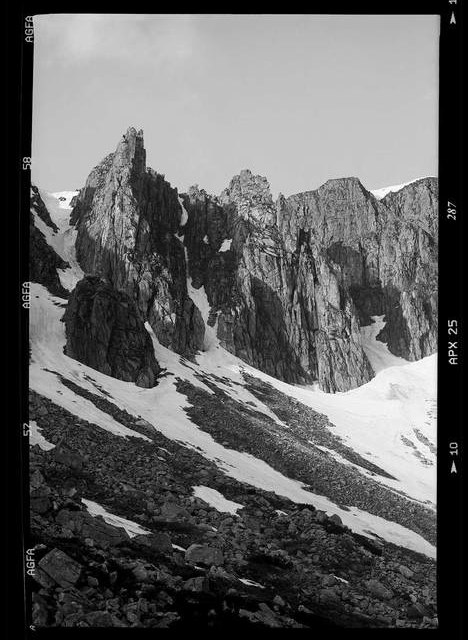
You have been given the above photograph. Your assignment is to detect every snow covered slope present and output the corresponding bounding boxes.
[241,325,436,509]
[31,189,82,291]
[29,191,437,559]
[361,315,409,374]
[369,178,430,200]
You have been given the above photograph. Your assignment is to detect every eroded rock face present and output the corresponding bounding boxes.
[71,127,204,355]
[182,172,437,391]
[182,173,374,392]
[278,177,438,360]
[68,128,437,392]
[220,169,277,226]
[30,188,70,298]
[31,185,59,232]
[63,275,161,387]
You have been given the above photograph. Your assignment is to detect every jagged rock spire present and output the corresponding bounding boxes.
[220,169,276,226]
[70,128,205,359]
[113,127,146,175]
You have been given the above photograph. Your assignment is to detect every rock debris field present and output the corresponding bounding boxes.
[29,389,436,629]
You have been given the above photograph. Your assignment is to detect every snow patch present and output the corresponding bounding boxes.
[50,191,79,208]
[82,498,150,538]
[333,575,349,584]
[361,315,409,374]
[193,485,244,515]
[219,239,232,252]
[29,420,55,451]
[187,284,219,351]
[239,578,265,589]
[370,178,429,200]
[178,196,188,227]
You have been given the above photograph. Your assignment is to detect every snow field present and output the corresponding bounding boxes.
[369,178,430,200]
[82,498,150,538]
[28,191,437,558]
[29,420,56,451]
[192,486,244,515]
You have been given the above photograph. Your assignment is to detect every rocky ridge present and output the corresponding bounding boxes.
[183,171,376,391]
[71,128,204,358]
[66,127,437,392]
[278,177,438,361]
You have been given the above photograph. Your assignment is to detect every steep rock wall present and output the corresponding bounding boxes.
[66,128,437,392]
[71,128,204,355]
[278,177,438,360]
[63,275,161,387]
[182,171,374,392]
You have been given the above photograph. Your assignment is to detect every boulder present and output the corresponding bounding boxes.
[53,444,85,470]
[183,576,211,593]
[84,611,115,626]
[407,603,430,619]
[399,564,414,579]
[55,509,130,548]
[38,548,83,587]
[364,579,394,601]
[159,502,190,521]
[185,544,224,566]
[319,588,340,604]
[131,532,173,554]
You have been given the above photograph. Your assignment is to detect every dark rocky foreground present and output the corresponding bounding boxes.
[29,391,437,629]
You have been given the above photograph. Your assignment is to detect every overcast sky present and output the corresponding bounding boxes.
[32,14,439,198]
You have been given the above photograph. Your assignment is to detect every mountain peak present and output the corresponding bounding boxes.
[187,184,211,203]
[113,127,146,175]
[222,169,272,203]
[124,126,144,139]
[319,176,366,193]
[220,169,275,225]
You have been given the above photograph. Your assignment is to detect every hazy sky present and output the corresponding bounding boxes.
[32,14,439,198]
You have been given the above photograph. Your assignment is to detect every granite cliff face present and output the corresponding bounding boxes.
[30,186,70,298]
[71,128,204,356]
[182,171,374,391]
[65,128,437,392]
[278,177,438,360]
[63,276,161,387]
